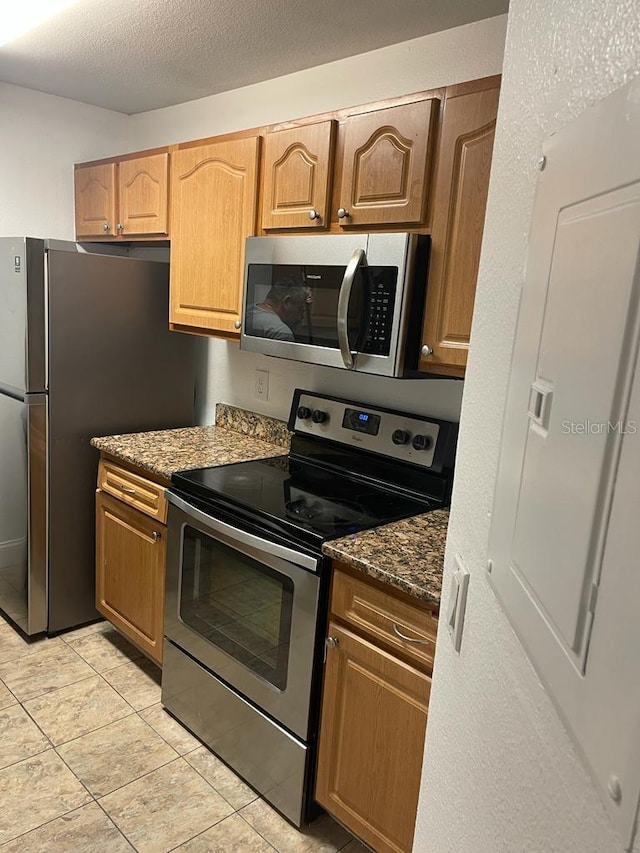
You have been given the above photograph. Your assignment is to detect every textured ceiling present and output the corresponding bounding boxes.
[0,0,508,115]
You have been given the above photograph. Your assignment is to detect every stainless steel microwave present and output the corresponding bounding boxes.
[239,233,430,377]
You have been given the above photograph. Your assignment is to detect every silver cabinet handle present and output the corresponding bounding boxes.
[392,622,432,645]
[326,636,339,649]
[337,248,367,369]
[121,486,137,495]
[152,531,161,542]
[102,223,110,232]
[337,207,349,219]
[234,320,242,330]
[421,344,433,357]
[116,223,124,232]
[308,208,320,221]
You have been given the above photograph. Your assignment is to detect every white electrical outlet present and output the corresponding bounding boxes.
[254,369,269,401]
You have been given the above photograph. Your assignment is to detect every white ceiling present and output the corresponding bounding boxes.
[0,0,508,115]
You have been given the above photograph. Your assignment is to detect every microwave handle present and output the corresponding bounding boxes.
[337,248,367,369]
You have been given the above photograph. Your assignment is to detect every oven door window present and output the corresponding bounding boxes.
[179,526,294,690]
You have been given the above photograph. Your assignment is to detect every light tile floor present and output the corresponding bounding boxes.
[0,617,369,853]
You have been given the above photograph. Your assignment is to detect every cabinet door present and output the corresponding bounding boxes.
[117,153,169,237]
[75,163,117,238]
[169,137,260,335]
[336,99,437,228]
[420,80,500,376]
[261,121,336,230]
[96,491,165,665]
[315,623,431,853]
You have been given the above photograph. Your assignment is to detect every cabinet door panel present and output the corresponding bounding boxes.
[170,138,259,334]
[421,83,500,375]
[96,491,165,665]
[262,121,335,230]
[118,153,169,236]
[315,622,431,853]
[338,100,437,228]
[75,163,117,238]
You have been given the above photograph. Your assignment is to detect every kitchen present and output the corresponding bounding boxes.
[1,3,639,853]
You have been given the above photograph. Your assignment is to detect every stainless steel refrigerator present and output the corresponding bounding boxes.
[0,238,196,635]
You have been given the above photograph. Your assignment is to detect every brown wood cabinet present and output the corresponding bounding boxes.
[73,75,499,350]
[261,120,336,230]
[420,76,501,376]
[169,136,260,336]
[95,459,167,665]
[335,99,438,229]
[316,565,435,853]
[75,152,169,240]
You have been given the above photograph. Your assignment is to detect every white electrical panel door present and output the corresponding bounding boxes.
[488,79,640,849]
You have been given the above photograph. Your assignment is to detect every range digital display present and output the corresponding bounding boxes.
[342,408,381,436]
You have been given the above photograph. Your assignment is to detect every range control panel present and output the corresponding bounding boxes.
[291,391,447,469]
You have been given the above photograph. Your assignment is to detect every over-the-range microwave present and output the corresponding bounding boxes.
[239,232,434,378]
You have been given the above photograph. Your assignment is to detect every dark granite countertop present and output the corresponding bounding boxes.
[322,509,450,609]
[90,405,290,479]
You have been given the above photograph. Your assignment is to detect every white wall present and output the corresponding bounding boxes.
[125,15,507,423]
[0,83,129,240]
[414,3,640,853]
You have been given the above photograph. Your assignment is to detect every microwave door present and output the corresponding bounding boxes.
[337,249,370,369]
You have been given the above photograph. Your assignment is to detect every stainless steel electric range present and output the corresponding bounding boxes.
[161,390,458,827]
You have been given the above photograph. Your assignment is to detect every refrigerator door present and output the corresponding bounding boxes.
[46,248,195,632]
[0,390,47,634]
[0,238,46,395]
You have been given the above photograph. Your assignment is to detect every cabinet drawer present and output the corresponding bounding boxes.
[331,568,437,671]
[98,459,167,522]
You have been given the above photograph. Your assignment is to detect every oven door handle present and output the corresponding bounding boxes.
[337,248,367,369]
[166,491,320,573]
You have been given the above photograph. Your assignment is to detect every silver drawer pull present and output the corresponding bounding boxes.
[152,531,161,542]
[392,622,432,645]
[121,486,137,495]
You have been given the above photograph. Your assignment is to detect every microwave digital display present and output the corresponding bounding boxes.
[342,408,381,435]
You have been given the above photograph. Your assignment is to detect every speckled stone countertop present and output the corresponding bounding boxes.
[90,404,290,479]
[322,509,450,609]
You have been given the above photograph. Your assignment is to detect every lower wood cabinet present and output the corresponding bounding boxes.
[315,566,435,853]
[95,488,166,665]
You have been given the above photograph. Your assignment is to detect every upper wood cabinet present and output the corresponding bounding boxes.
[261,121,336,230]
[335,99,438,229]
[75,163,117,238]
[420,77,501,377]
[169,136,260,335]
[75,152,169,240]
[117,153,169,237]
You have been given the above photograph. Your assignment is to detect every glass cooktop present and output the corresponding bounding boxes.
[171,455,435,549]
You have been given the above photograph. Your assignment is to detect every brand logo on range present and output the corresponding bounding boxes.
[305,274,322,280]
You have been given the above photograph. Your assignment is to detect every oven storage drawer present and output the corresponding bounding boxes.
[162,639,310,827]
[98,458,167,522]
[331,565,437,672]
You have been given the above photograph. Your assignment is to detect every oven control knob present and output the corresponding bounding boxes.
[297,406,312,420]
[392,429,411,445]
[412,434,432,451]
[312,409,328,424]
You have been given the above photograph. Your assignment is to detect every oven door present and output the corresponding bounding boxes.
[164,492,322,741]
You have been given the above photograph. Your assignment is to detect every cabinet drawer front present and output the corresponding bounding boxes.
[98,459,167,522]
[331,568,437,671]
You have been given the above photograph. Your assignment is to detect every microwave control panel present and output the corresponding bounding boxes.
[361,278,397,356]
[292,392,444,469]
